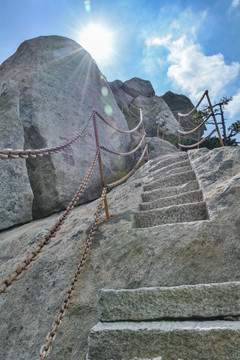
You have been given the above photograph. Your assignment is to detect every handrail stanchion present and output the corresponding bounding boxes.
[140,109,149,161]
[178,114,181,152]
[92,112,110,219]
[205,90,224,147]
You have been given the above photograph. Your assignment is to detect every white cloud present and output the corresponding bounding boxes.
[146,35,172,47]
[231,0,240,8]
[226,89,240,118]
[146,34,240,102]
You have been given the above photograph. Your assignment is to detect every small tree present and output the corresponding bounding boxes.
[193,97,239,146]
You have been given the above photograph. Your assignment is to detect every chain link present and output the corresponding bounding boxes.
[39,187,107,360]
[0,112,93,160]
[0,149,99,295]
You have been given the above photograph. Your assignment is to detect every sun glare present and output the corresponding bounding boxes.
[79,23,114,62]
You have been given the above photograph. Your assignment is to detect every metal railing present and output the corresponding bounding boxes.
[0,107,149,358]
[178,90,224,151]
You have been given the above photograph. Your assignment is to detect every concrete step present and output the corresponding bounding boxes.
[149,159,191,178]
[134,201,209,227]
[149,152,188,173]
[99,282,240,322]
[139,190,203,211]
[150,164,193,180]
[142,180,200,202]
[87,320,240,360]
[143,171,196,192]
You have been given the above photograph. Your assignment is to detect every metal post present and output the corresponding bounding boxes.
[92,112,110,219]
[140,109,150,162]
[178,114,181,152]
[205,91,224,147]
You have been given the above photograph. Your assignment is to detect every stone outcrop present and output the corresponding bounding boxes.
[0,36,132,225]
[132,95,179,137]
[122,77,155,98]
[109,80,134,110]
[0,146,239,360]
[161,91,203,138]
[110,78,196,140]
[0,80,33,230]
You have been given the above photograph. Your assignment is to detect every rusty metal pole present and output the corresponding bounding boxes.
[205,91,224,147]
[140,109,150,161]
[178,114,181,152]
[92,112,110,219]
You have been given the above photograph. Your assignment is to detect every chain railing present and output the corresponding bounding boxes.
[178,90,224,151]
[0,106,149,358]
[0,112,93,160]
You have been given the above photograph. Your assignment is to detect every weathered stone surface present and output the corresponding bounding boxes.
[188,146,240,221]
[88,321,240,360]
[0,79,33,230]
[0,147,240,360]
[161,91,204,138]
[0,36,132,220]
[132,95,179,137]
[99,282,240,322]
[123,77,155,98]
[109,80,134,110]
[132,136,177,163]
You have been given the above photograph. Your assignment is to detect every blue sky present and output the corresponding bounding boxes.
[0,0,240,138]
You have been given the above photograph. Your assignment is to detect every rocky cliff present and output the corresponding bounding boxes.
[110,78,201,141]
[0,36,132,230]
[0,146,239,360]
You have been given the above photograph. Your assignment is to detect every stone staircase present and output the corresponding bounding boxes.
[87,282,240,360]
[134,152,209,227]
[87,152,240,359]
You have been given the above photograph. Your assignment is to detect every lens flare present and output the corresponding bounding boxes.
[84,0,91,12]
[78,23,114,61]
[104,104,113,116]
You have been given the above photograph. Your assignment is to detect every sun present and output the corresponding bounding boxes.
[78,23,114,62]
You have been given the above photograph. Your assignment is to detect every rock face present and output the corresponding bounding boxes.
[109,80,134,110]
[0,80,33,230]
[122,77,155,98]
[0,36,132,224]
[132,95,179,137]
[0,146,239,360]
[110,78,196,140]
[161,91,203,138]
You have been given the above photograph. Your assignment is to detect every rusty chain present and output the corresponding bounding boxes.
[39,187,107,360]
[0,149,100,294]
[0,112,93,160]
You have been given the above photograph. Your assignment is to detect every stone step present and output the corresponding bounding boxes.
[142,180,200,202]
[150,164,193,180]
[150,152,188,167]
[134,201,209,227]
[149,152,188,173]
[99,282,240,322]
[143,171,196,192]
[87,320,240,360]
[140,190,203,211]
[149,160,191,178]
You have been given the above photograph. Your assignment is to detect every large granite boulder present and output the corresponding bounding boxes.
[122,77,155,98]
[161,91,203,138]
[109,80,134,110]
[131,94,179,137]
[0,79,33,230]
[0,146,239,360]
[0,36,132,221]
